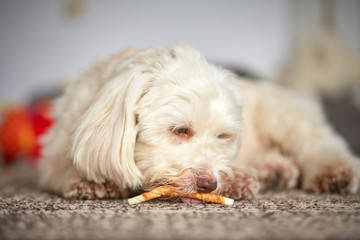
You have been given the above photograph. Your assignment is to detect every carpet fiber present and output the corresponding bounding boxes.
[1,168,360,240]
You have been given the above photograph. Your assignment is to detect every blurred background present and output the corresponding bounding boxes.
[0,0,359,167]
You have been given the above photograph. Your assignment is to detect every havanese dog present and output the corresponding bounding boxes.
[39,45,360,202]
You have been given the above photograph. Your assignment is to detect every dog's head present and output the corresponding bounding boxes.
[71,45,244,195]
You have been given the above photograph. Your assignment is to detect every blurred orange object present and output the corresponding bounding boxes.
[30,100,53,160]
[0,100,53,166]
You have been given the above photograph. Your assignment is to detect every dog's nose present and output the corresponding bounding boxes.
[196,176,217,192]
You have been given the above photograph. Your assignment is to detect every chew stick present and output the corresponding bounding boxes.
[128,186,234,205]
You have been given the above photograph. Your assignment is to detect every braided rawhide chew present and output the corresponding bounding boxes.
[128,185,234,205]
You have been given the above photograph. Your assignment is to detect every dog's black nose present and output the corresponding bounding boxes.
[196,176,217,192]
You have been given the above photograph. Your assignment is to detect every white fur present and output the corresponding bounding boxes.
[39,45,359,199]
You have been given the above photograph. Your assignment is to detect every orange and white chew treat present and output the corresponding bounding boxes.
[128,186,234,205]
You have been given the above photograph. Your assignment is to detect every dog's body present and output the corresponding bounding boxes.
[39,45,359,200]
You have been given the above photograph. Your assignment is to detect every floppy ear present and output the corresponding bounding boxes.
[71,51,157,189]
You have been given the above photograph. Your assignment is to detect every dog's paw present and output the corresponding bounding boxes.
[64,180,128,200]
[302,161,359,194]
[256,151,299,191]
[258,159,299,191]
[220,169,260,200]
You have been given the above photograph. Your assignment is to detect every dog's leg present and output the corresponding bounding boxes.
[297,134,359,194]
[218,168,260,200]
[42,164,131,200]
[272,100,360,193]
[256,150,300,191]
[244,84,360,194]
[63,180,132,200]
[39,152,130,199]
[240,147,300,191]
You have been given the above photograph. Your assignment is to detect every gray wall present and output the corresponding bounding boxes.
[0,0,358,101]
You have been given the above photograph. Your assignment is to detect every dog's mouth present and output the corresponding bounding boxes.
[142,168,219,204]
[154,185,205,204]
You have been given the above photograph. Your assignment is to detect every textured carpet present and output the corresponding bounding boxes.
[1,169,360,240]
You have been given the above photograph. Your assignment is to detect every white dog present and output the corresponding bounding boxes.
[39,45,360,201]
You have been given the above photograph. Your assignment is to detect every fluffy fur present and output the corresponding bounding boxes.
[39,45,360,200]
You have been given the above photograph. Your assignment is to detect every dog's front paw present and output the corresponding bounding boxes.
[302,161,359,194]
[64,180,129,200]
[220,169,260,200]
[258,156,299,191]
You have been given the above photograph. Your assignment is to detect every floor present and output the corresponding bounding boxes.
[1,168,360,240]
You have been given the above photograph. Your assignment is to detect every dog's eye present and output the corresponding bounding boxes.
[171,126,194,140]
[217,133,232,140]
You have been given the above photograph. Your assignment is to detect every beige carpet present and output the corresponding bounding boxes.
[1,168,360,240]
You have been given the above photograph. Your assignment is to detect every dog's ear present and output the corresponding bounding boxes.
[71,49,162,189]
